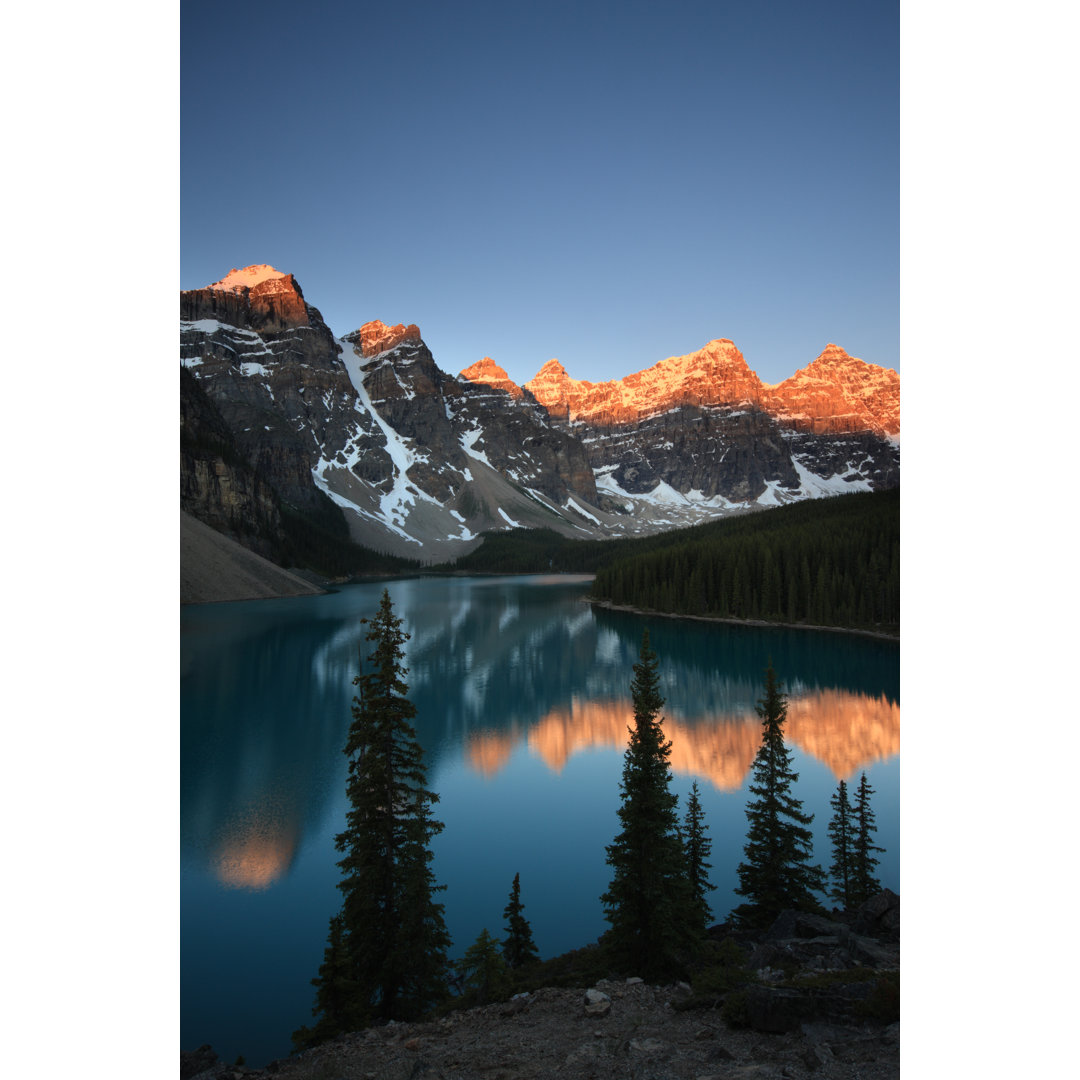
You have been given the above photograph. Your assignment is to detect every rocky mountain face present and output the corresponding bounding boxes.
[501,339,900,512]
[354,319,422,357]
[764,344,901,437]
[180,265,899,566]
[181,266,363,521]
[524,339,766,425]
[459,357,526,399]
[180,365,282,559]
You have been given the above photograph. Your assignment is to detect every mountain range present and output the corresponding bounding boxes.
[180,264,899,572]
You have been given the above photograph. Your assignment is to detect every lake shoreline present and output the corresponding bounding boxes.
[181,568,900,644]
[586,598,900,642]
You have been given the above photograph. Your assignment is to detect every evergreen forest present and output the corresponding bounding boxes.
[590,490,898,632]
[443,489,898,634]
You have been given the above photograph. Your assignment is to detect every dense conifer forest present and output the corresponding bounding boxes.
[436,526,626,574]
[278,501,422,578]
[590,490,899,633]
[443,490,899,634]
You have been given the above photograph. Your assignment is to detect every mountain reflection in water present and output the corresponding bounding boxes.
[466,688,899,791]
[182,576,898,1068]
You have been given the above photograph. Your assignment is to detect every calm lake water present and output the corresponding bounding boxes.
[181,574,899,1065]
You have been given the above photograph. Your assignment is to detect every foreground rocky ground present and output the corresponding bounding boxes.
[183,895,899,1080]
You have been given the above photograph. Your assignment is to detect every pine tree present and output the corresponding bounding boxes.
[827,779,855,909]
[502,872,540,969]
[601,630,697,978]
[734,662,826,929]
[294,913,355,1048]
[460,928,509,1006]
[683,780,716,932]
[851,772,884,904]
[296,590,450,1048]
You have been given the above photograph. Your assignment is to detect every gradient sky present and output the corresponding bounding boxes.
[181,0,897,387]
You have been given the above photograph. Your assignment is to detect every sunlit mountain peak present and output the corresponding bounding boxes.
[210,264,289,292]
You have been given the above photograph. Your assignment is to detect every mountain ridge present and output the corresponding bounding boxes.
[461,339,898,439]
[179,265,899,574]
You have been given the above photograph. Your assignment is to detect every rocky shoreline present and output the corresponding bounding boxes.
[182,893,899,1080]
[586,598,901,642]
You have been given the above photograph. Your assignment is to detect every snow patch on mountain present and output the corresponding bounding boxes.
[565,497,600,524]
[790,458,873,497]
[314,337,442,544]
[460,426,493,467]
[755,481,788,507]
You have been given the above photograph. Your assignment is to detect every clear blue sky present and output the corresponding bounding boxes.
[181,0,897,386]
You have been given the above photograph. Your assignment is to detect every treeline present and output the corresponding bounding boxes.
[278,498,422,578]
[436,527,628,574]
[591,490,899,633]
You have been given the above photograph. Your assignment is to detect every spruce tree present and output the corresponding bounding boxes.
[601,630,697,978]
[851,772,884,904]
[734,662,825,929]
[502,872,540,969]
[460,928,510,1006]
[294,913,354,1048]
[683,780,716,932]
[827,779,854,909]
[296,590,450,1048]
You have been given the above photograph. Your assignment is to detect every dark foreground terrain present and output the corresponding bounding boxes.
[183,894,899,1080]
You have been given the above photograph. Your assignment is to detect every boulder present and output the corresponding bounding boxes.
[837,928,897,967]
[180,1045,219,1080]
[583,988,611,1017]
[743,986,817,1033]
[628,1037,666,1054]
[765,910,845,941]
[854,890,900,939]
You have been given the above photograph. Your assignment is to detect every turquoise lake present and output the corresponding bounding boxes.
[181,574,899,1065]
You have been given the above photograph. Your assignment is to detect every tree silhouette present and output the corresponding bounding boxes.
[502,872,540,969]
[683,780,716,932]
[827,779,855,909]
[734,661,825,928]
[601,630,697,977]
[851,772,884,904]
[295,590,449,1049]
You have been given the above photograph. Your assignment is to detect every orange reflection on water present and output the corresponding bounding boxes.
[465,688,899,791]
[467,730,517,777]
[785,689,900,780]
[215,808,298,891]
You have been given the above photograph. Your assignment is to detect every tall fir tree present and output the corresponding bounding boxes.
[295,590,450,1049]
[734,661,826,929]
[851,772,884,904]
[502,872,540,969]
[826,779,855,909]
[683,780,716,932]
[601,630,697,978]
